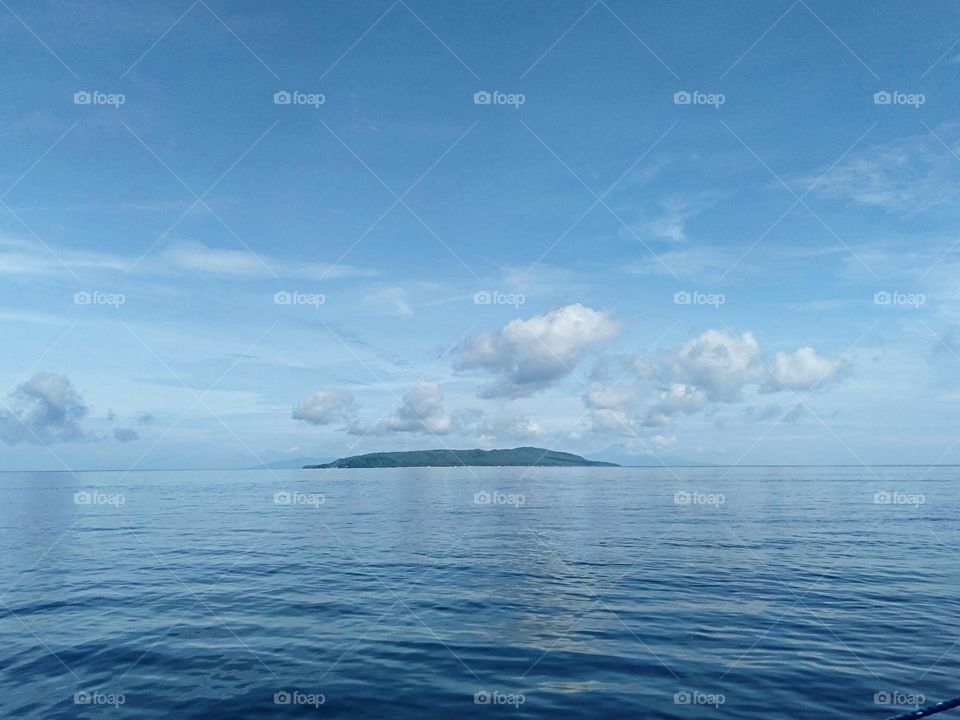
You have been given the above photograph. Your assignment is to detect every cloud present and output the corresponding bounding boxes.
[644,383,708,426]
[384,382,455,434]
[644,196,711,243]
[113,427,139,442]
[583,382,638,409]
[618,194,720,246]
[292,389,356,425]
[0,373,90,445]
[651,434,677,448]
[0,308,71,325]
[661,330,764,402]
[582,381,647,437]
[799,124,960,214]
[137,413,154,425]
[456,304,620,398]
[0,237,126,276]
[0,237,376,280]
[479,410,545,442]
[625,246,755,279]
[589,408,638,435]
[362,286,414,317]
[163,242,375,280]
[349,381,465,435]
[594,330,848,428]
[764,346,845,392]
[646,331,846,426]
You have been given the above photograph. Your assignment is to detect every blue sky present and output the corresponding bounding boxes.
[2,0,960,469]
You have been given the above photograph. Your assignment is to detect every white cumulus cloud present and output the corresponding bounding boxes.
[349,382,468,436]
[0,373,90,445]
[456,304,620,398]
[660,330,764,402]
[479,410,545,442]
[765,346,844,392]
[292,389,356,425]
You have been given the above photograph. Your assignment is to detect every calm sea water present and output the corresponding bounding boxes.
[0,466,957,719]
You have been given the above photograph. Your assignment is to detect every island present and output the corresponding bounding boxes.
[304,447,618,469]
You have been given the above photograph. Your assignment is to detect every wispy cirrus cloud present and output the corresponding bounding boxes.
[798,123,960,214]
[0,237,376,280]
[162,242,376,280]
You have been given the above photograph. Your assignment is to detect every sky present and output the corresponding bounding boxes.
[2,0,960,470]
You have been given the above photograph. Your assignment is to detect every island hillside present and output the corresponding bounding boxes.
[304,447,618,469]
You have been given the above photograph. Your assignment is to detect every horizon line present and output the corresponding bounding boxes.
[3,463,960,474]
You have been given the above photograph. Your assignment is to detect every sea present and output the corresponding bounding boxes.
[0,466,956,718]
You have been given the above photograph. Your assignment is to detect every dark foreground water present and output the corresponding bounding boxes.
[0,466,957,719]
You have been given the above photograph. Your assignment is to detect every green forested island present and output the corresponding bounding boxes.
[304,447,618,469]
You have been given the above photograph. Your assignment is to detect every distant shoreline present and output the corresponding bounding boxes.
[5,464,960,473]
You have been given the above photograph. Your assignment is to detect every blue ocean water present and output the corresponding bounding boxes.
[0,466,957,719]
